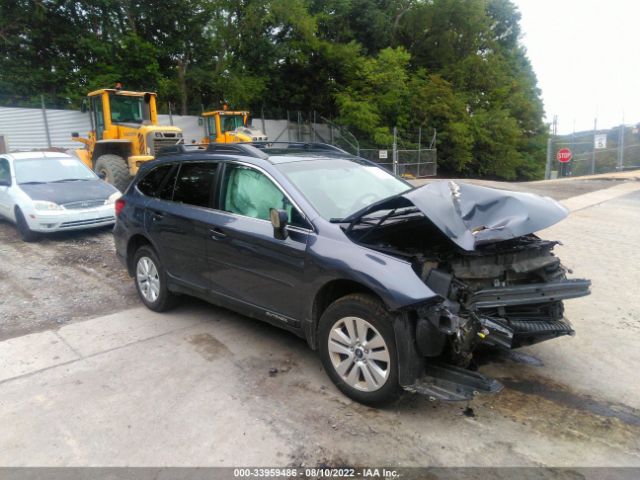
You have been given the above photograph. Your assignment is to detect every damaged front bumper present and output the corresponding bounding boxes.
[396,278,591,401]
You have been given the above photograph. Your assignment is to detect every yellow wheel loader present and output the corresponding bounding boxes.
[200,109,267,144]
[72,86,184,191]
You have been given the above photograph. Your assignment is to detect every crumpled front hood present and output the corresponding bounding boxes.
[350,181,569,251]
[404,181,568,250]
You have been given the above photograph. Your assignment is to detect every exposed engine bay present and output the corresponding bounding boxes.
[342,181,591,400]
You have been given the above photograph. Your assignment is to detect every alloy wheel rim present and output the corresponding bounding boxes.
[136,256,160,303]
[327,316,390,392]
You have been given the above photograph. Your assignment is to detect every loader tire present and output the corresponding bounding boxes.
[95,154,130,192]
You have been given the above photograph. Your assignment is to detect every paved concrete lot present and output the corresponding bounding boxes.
[1,181,639,467]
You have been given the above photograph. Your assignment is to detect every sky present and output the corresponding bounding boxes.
[513,0,640,134]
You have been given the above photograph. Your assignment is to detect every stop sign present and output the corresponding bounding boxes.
[556,148,573,163]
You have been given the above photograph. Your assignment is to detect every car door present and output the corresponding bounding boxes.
[0,158,12,219]
[205,162,311,324]
[144,160,219,292]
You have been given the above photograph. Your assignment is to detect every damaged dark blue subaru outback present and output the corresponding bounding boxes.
[113,143,590,405]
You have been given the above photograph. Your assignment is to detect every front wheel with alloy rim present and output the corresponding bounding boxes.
[319,294,401,405]
[15,208,38,242]
[133,246,176,312]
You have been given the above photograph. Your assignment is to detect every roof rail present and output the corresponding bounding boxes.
[250,142,350,155]
[156,142,268,159]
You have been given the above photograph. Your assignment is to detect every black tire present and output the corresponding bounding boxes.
[15,208,38,242]
[132,245,177,312]
[94,154,130,192]
[318,293,401,406]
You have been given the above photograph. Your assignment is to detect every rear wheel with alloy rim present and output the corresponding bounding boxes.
[319,294,400,405]
[133,245,176,312]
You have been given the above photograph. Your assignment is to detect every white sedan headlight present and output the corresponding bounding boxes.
[104,191,122,205]
[33,200,64,211]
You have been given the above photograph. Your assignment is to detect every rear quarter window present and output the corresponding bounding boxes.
[172,162,218,208]
[137,164,176,200]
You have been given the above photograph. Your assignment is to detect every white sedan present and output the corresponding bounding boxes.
[0,152,121,241]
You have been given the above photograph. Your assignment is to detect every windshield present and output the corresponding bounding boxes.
[277,159,411,220]
[15,157,97,184]
[109,94,148,124]
[220,114,245,132]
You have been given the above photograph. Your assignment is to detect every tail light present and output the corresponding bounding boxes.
[115,198,126,217]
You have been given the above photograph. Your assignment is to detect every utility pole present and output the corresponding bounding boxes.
[545,116,557,180]
[545,136,553,180]
[392,127,398,175]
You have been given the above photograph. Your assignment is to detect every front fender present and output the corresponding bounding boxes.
[307,235,440,311]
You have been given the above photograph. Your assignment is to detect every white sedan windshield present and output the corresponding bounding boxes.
[15,157,96,184]
[277,158,411,220]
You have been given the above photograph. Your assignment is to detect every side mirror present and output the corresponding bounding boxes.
[198,118,204,126]
[269,208,289,240]
[71,132,79,138]
[80,98,88,113]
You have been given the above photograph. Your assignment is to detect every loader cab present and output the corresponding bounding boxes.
[86,88,159,140]
[201,110,249,143]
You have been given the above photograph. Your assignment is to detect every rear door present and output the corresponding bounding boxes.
[205,162,311,323]
[144,160,219,292]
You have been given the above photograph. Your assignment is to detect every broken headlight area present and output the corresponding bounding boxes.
[414,235,589,359]
[343,181,591,400]
[347,212,590,400]
[397,236,590,401]
[402,236,591,400]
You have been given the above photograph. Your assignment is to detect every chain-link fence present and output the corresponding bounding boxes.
[546,124,640,178]
[357,127,437,178]
[0,94,437,177]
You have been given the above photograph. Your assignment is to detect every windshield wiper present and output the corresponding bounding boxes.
[352,206,420,240]
[51,178,88,183]
[18,181,46,185]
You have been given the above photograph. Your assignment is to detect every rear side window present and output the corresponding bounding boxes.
[173,162,218,208]
[137,164,175,200]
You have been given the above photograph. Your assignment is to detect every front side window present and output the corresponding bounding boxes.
[92,96,105,138]
[206,116,217,138]
[222,164,307,228]
[173,162,218,208]
[0,159,11,185]
[14,157,96,184]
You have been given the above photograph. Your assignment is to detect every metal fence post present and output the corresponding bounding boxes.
[591,118,597,175]
[286,111,291,141]
[618,123,624,170]
[392,127,398,175]
[40,95,52,148]
[168,102,174,126]
[544,136,552,180]
[261,106,266,136]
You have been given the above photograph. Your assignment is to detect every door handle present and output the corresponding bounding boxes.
[151,211,164,222]
[209,228,227,240]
